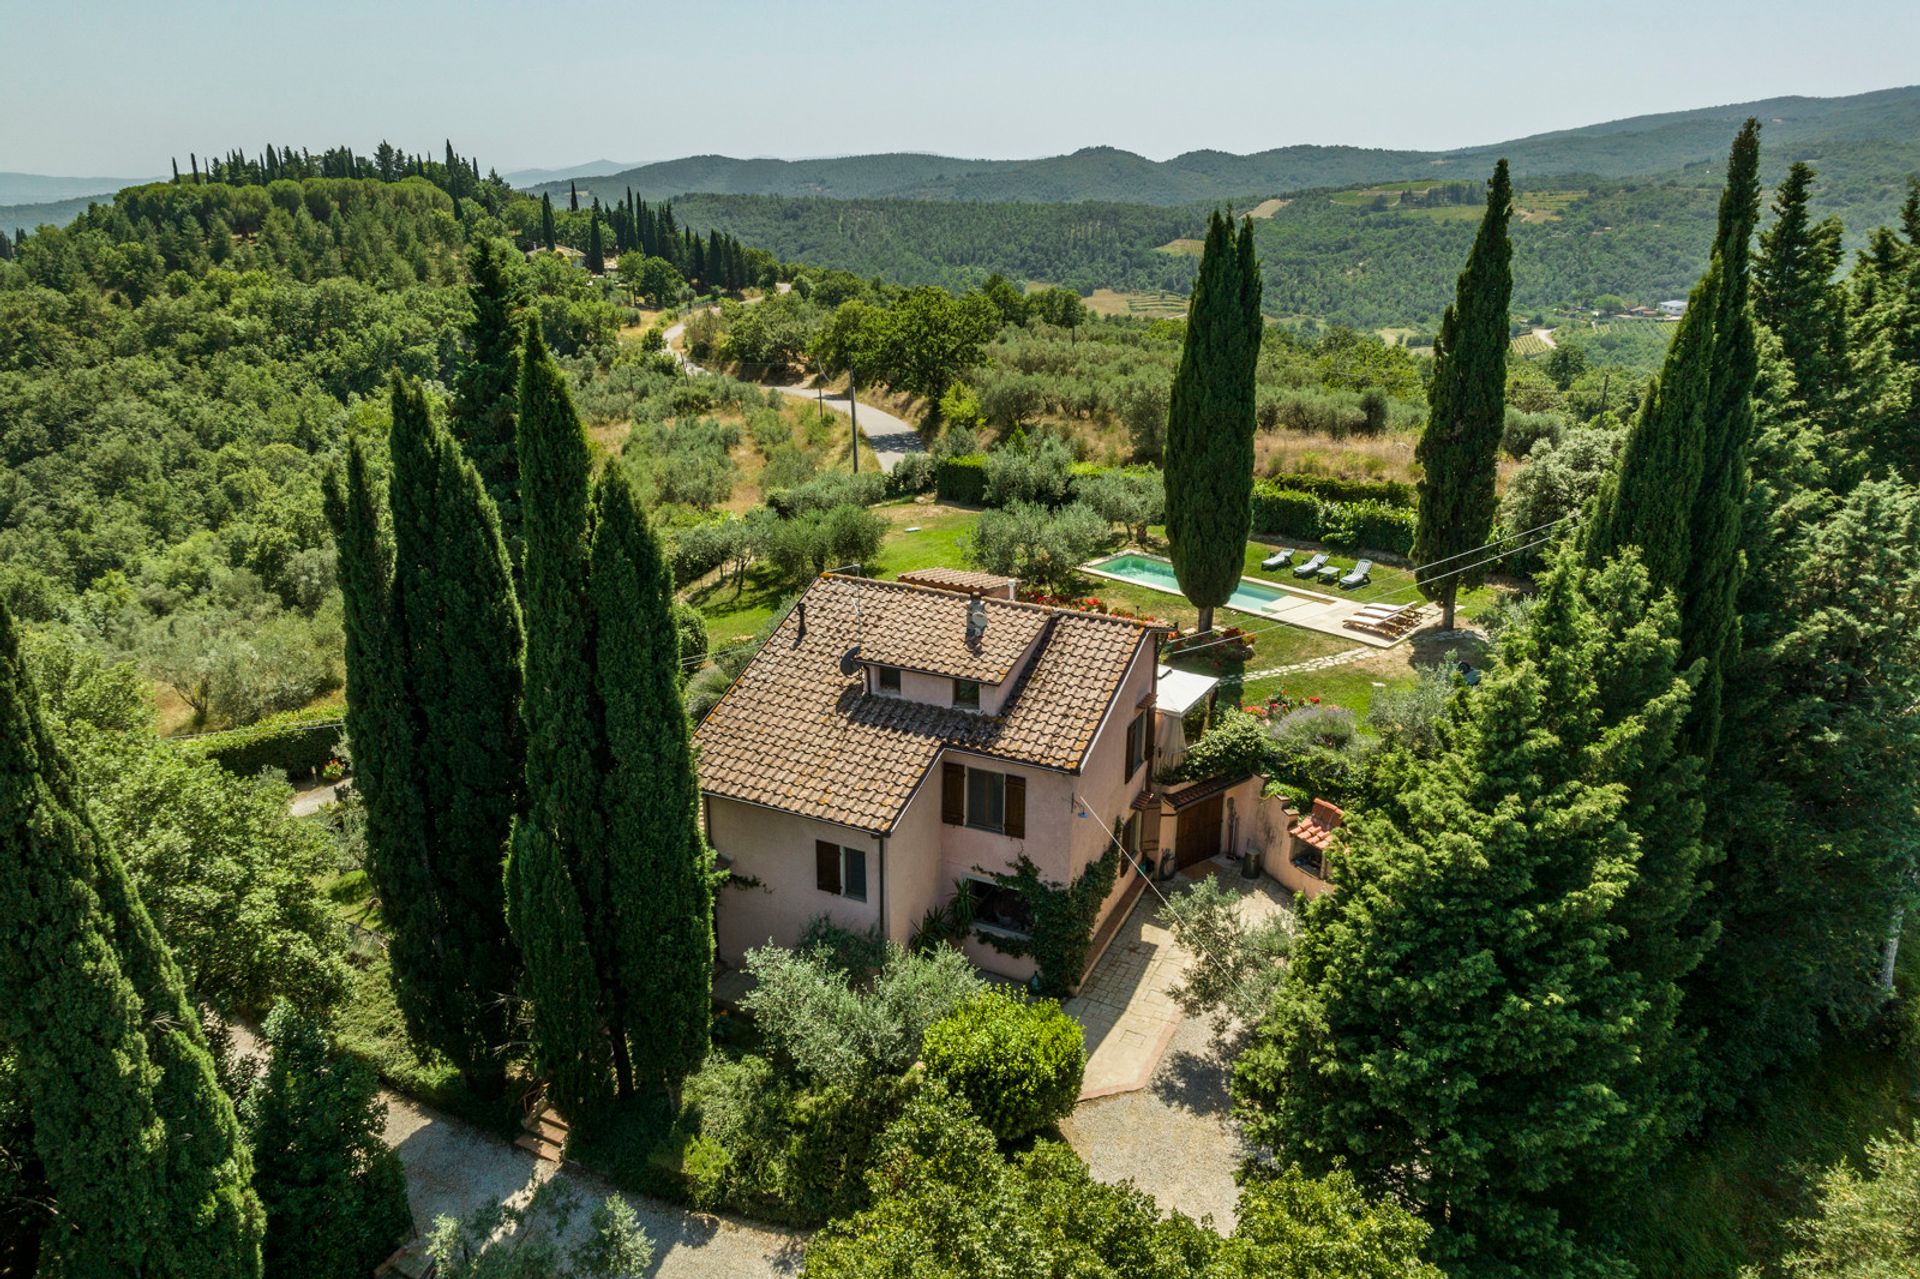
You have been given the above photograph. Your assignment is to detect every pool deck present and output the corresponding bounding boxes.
[1083,553,1424,649]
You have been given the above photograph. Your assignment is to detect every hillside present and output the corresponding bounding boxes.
[0,171,153,205]
[540,84,1920,206]
[2,193,121,238]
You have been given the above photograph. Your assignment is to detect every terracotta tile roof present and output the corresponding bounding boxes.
[846,578,1048,683]
[694,575,1160,833]
[1290,798,1346,851]
[898,566,1019,595]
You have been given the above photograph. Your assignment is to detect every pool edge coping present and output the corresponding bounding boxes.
[1082,551,1350,611]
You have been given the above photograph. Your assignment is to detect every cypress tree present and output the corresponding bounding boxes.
[587,204,605,275]
[0,599,264,1278]
[1413,160,1512,630]
[540,191,556,251]
[1681,118,1762,763]
[1164,209,1262,634]
[388,378,525,1087]
[1754,161,1846,417]
[1235,557,1661,1275]
[242,1004,410,1279]
[506,320,615,1121]
[569,180,579,212]
[590,470,715,1099]
[326,382,523,1093]
[448,236,523,563]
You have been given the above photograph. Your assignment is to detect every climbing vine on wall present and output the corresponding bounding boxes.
[974,847,1121,997]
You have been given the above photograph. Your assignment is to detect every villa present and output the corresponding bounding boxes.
[692,572,1271,987]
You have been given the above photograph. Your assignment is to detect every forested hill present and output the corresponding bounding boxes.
[540,84,1920,205]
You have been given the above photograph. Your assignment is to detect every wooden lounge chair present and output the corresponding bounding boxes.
[1293,552,1329,579]
[1260,548,1294,570]
[1350,601,1404,619]
[1339,559,1373,588]
[1344,602,1423,637]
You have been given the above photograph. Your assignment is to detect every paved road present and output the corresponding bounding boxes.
[660,313,924,474]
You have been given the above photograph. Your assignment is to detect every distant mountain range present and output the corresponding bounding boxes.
[0,171,157,206]
[532,85,1920,206]
[499,158,641,188]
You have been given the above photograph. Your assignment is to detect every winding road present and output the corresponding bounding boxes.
[661,312,925,474]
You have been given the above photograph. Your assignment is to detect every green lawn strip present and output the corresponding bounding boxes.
[865,505,983,578]
[1615,918,1920,1277]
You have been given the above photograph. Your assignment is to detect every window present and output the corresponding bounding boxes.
[963,877,1033,938]
[1124,710,1150,777]
[815,840,868,901]
[941,761,1025,837]
[875,666,901,696]
[967,768,1004,831]
[953,678,980,709]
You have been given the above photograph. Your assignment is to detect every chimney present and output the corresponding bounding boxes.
[965,596,987,644]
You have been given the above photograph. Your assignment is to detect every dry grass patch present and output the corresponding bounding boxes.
[1246,197,1290,219]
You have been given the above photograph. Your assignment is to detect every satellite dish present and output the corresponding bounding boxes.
[839,645,862,676]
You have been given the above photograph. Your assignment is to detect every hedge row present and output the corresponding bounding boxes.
[1264,470,1415,509]
[935,453,990,505]
[180,707,344,778]
[1250,485,1417,556]
[938,455,1413,513]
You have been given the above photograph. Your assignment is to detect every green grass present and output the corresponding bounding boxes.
[1615,922,1920,1277]
[866,506,985,578]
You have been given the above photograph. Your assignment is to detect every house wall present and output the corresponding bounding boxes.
[709,632,1160,989]
[710,797,884,965]
[1156,775,1269,874]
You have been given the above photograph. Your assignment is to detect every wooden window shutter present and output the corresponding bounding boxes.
[1005,775,1026,839]
[942,762,966,825]
[815,840,841,895]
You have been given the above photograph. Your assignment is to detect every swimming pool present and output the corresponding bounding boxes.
[1085,552,1313,616]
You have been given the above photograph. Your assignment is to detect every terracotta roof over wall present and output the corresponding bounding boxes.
[1290,798,1346,851]
[897,566,1019,595]
[694,575,1159,833]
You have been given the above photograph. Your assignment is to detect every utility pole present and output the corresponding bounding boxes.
[848,367,859,475]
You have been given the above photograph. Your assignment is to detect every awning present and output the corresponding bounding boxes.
[1155,665,1218,716]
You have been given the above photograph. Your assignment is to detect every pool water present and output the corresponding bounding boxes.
[1089,553,1298,615]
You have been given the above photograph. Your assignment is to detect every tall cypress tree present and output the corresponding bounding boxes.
[1754,161,1846,417]
[327,382,523,1092]
[1413,160,1511,630]
[590,470,715,1100]
[449,236,523,563]
[540,192,556,251]
[587,203,606,275]
[1236,557,1666,1276]
[569,180,579,213]
[389,378,525,1087]
[506,320,615,1120]
[1681,118,1762,763]
[1,599,264,1278]
[1164,209,1262,634]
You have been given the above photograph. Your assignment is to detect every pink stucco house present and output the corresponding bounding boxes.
[693,571,1267,987]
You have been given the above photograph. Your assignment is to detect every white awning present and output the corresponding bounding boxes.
[1155,665,1218,716]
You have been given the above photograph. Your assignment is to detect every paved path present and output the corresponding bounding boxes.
[660,312,924,474]
[1059,866,1292,1227]
[1243,646,1372,682]
[384,1096,803,1278]
[288,780,341,818]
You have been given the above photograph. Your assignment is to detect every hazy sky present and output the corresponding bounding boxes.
[5,0,1917,176]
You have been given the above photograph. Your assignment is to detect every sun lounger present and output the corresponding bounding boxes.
[1351,601,1404,619]
[1292,552,1329,579]
[1339,559,1373,588]
[1344,602,1425,637]
[1260,548,1294,570]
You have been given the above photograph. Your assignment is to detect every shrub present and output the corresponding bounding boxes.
[181,705,343,778]
[668,518,739,587]
[670,599,709,666]
[768,469,888,518]
[921,989,1085,1142]
[1319,498,1416,556]
[1073,467,1163,544]
[983,433,1075,507]
[936,453,990,505]
[1265,471,1416,507]
[1168,707,1273,783]
[740,943,984,1089]
[968,500,1109,593]
[886,450,937,496]
[1161,877,1294,1039]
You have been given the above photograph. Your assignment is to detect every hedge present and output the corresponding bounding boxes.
[1249,485,1417,556]
[935,453,989,505]
[1262,471,1415,509]
[180,707,343,778]
[921,989,1084,1142]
